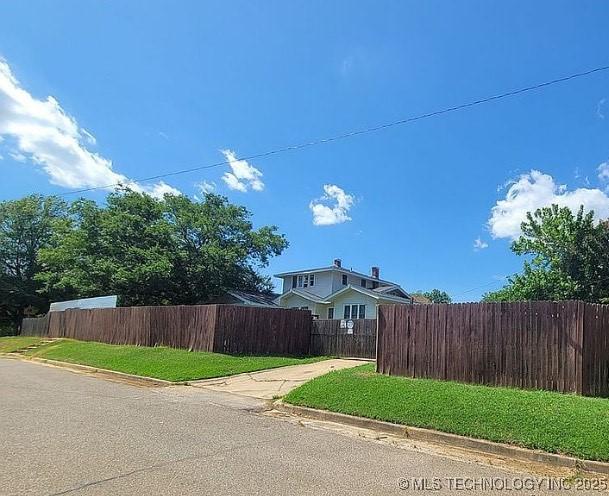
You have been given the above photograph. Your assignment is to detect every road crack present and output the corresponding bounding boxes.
[45,436,286,496]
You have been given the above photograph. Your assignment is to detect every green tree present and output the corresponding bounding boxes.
[0,195,67,328]
[412,289,452,303]
[484,204,609,302]
[37,190,288,306]
[425,289,452,304]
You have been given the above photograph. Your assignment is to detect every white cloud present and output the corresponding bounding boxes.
[598,162,609,182]
[473,237,489,251]
[309,184,355,226]
[146,181,181,198]
[488,170,609,239]
[81,128,96,145]
[222,172,247,192]
[0,58,177,197]
[9,151,26,162]
[220,149,264,192]
[196,180,216,194]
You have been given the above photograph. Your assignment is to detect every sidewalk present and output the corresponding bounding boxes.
[189,358,370,399]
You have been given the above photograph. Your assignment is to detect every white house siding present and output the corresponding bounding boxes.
[330,271,344,293]
[330,290,379,319]
[330,271,381,293]
[279,293,326,317]
[280,269,387,296]
[281,271,333,299]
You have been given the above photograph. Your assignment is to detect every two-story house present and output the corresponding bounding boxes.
[274,259,414,319]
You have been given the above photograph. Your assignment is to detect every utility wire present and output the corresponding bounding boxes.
[59,64,609,196]
[454,269,609,301]
[453,278,507,298]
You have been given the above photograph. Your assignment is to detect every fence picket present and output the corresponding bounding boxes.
[377,301,609,397]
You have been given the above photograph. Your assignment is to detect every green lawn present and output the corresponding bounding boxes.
[0,336,45,353]
[284,364,609,462]
[22,339,327,382]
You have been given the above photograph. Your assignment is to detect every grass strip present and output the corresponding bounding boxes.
[23,338,327,382]
[284,364,609,461]
[0,336,45,353]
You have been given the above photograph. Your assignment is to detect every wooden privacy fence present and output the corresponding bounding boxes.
[377,301,609,397]
[21,314,50,336]
[21,305,311,356]
[310,319,376,359]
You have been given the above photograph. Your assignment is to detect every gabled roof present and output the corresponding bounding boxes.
[276,289,331,305]
[276,285,414,306]
[372,285,411,298]
[329,285,413,304]
[226,291,279,307]
[273,265,395,286]
[411,294,432,304]
[372,285,398,293]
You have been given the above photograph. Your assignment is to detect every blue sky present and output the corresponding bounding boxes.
[1,1,609,300]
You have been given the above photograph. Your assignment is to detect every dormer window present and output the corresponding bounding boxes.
[297,274,315,288]
[342,274,348,285]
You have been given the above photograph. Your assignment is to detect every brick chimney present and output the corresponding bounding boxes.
[371,266,380,279]
[333,258,342,268]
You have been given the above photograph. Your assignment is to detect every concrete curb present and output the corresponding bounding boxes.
[1,354,182,387]
[274,400,609,476]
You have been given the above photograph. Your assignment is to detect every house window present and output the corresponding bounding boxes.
[372,281,379,289]
[343,304,366,319]
[342,274,348,285]
[327,307,334,319]
[297,274,315,288]
[360,278,366,287]
[292,275,297,289]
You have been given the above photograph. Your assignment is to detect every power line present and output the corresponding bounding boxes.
[453,269,609,302]
[451,278,508,300]
[59,64,609,196]
[455,279,506,295]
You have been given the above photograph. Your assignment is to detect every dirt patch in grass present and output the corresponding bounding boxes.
[0,336,45,353]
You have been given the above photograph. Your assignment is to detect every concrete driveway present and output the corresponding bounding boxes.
[0,359,588,496]
[189,358,370,399]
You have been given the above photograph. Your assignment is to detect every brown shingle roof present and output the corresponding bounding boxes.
[411,294,432,304]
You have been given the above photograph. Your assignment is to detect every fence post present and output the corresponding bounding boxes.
[576,301,585,395]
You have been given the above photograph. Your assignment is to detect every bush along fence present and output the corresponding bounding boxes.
[310,319,376,359]
[377,301,609,397]
[21,305,311,356]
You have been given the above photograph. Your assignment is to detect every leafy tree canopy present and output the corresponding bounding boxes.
[0,190,288,326]
[483,204,609,303]
[412,289,452,304]
[0,195,67,324]
[36,190,288,306]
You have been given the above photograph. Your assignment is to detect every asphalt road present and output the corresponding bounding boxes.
[0,359,598,495]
